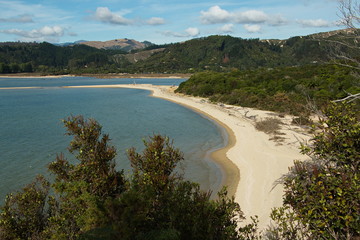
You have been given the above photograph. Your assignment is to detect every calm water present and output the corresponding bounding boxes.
[0,77,226,201]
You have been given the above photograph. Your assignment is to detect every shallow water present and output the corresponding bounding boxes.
[0,77,225,201]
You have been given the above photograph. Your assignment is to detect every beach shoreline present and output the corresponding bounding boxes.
[149,88,240,198]
[62,84,311,229]
[0,73,191,79]
[1,83,310,230]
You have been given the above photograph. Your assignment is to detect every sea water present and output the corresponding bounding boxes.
[0,77,226,201]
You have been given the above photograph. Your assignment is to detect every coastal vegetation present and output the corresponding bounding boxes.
[0,116,255,239]
[1,102,359,239]
[1,2,359,237]
[176,64,360,116]
[267,102,360,239]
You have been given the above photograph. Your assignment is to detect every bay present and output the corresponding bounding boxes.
[0,77,225,201]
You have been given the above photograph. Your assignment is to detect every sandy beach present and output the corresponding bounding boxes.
[0,73,191,79]
[60,84,310,229]
[1,83,310,229]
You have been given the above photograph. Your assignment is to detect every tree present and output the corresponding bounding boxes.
[269,102,360,239]
[47,115,127,238]
[328,0,360,70]
[339,0,359,32]
[1,117,258,239]
[0,175,52,239]
[108,134,254,240]
[128,135,184,194]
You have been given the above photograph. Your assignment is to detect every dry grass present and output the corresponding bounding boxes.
[255,118,283,134]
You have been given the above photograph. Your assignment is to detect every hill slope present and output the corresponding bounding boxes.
[80,39,153,52]
[0,29,358,74]
[129,29,359,73]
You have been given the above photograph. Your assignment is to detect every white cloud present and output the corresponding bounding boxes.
[297,19,332,27]
[0,14,33,23]
[185,27,200,37]
[268,15,288,26]
[2,26,64,38]
[244,24,262,33]
[94,7,132,25]
[234,10,268,24]
[200,5,232,24]
[200,5,287,27]
[162,27,200,38]
[0,25,67,42]
[146,17,165,25]
[219,24,234,33]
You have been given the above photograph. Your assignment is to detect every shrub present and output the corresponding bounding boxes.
[255,118,283,134]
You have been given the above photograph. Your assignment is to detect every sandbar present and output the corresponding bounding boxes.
[0,73,191,79]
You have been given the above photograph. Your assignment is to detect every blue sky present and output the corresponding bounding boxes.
[0,0,344,44]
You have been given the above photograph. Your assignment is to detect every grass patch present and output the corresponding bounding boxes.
[255,118,283,134]
[291,115,313,126]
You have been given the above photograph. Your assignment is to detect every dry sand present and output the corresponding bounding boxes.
[1,83,311,230]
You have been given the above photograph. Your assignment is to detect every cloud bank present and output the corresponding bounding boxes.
[219,24,234,33]
[200,6,287,26]
[2,26,64,38]
[0,25,67,42]
[162,27,200,38]
[94,7,133,25]
[244,24,262,33]
[297,19,332,27]
[146,17,165,25]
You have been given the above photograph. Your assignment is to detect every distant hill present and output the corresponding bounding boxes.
[114,48,165,64]
[0,29,358,74]
[128,29,359,73]
[79,39,154,52]
[56,40,87,47]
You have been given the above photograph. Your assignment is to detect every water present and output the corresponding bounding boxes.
[0,76,185,88]
[0,77,226,201]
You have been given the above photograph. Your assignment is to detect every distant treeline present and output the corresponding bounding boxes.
[176,64,360,116]
[1,32,359,74]
[0,42,125,74]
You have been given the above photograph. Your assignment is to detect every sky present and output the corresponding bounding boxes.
[0,0,345,44]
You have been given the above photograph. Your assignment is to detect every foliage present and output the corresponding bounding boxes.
[127,135,184,193]
[0,42,122,74]
[0,117,258,239]
[176,64,360,115]
[255,118,283,134]
[109,134,248,240]
[0,30,359,74]
[130,34,333,73]
[265,206,312,240]
[47,115,127,238]
[272,102,360,239]
[0,175,52,239]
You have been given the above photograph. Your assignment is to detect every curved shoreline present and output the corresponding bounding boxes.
[1,83,310,229]
[0,84,237,195]
[150,91,240,197]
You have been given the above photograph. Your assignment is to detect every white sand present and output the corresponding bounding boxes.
[2,83,310,229]
[63,84,310,229]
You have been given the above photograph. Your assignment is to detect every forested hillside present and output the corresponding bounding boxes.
[130,35,329,73]
[0,29,359,74]
[0,42,125,74]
